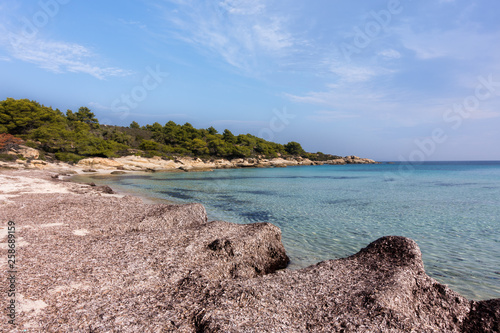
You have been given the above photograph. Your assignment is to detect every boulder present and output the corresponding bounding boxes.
[77,157,123,169]
[1,192,498,332]
[187,236,498,332]
[16,145,40,159]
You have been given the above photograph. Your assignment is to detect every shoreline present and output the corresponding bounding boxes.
[1,166,499,331]
[1,146,380,174]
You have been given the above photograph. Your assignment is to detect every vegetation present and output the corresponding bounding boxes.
[0,98,340,163]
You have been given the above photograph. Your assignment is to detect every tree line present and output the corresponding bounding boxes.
[0,98,340,163]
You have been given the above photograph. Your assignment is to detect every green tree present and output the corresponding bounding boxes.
[222,129,236,144]
[207,126,218,135]
[284,141,305,156]
[69,107,99,127]
[0,98,66,135]
[130,121,140,129]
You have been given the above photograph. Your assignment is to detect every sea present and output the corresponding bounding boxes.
[74,161,500,300]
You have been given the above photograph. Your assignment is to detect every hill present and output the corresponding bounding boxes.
[0,98,342,164]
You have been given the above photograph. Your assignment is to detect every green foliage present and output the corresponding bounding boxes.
[207,126,218,135]
[0,153,17,162]
[0,98,338,162]
[284,141,306,156]
[67,107,99,128]
[54,152,84,164]
[0,98,66,136]
[222,129,236,144]
[139,140,159,151]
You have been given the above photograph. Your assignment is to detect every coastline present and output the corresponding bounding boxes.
[1,165,499,331]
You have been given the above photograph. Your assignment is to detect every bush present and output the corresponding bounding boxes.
[55,152,84,164]
[0,133,23,151]
[0,153,16,162]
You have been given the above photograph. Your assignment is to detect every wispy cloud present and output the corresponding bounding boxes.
[5,37,132,79]
[0,13,132,80]
[378,49,401,59]
[396,24,500,61]
[159,0,297,72]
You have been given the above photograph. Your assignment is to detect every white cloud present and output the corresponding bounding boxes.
[253,21,293,51]
[0,16,131,80]
[397,25,500,61]
[219,0,265,15]
[161,0,297,72]
[6,37,132,79]
[378,49,401,59]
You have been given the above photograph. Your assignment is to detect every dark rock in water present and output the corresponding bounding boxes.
[95,185,114,194]
[1,193,498,332]
[111,170,127,175]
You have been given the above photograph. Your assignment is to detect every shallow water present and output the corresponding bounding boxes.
[75,162,500,300]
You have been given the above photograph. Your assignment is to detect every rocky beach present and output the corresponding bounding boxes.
[1,164,499,332]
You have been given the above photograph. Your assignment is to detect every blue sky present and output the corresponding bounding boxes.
[1,0,499,161]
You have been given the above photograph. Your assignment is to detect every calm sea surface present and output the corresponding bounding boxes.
[75,162,500,300]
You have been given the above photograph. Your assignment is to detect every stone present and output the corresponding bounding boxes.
[1,188,498,331]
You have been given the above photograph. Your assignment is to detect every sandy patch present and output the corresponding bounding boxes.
[0,174,71,203]
[73,229,90,236]
[0,225,29,249]
[17,294,48,315]
[39,223,66,228]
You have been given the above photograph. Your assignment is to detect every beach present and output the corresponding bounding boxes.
[1,166,499,332]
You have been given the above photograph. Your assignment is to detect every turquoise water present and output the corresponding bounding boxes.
[76,162,500,300]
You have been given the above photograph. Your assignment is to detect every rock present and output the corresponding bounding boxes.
[463,299,500,332]
[95,185,114,194]
[78,157,123,169]
[110,171,127,175]
[16,145,40,159]
[186,236,486,332]
[1,191,498,331]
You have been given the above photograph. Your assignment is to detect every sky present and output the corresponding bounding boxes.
[1,0,499,161]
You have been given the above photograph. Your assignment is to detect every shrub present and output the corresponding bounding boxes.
[0,153,17,162]
[55,152,84,164]
[0,133,23,151]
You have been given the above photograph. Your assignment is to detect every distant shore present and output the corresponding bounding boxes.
[2,144,379,174]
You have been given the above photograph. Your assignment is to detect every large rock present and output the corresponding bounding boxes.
[77,157,124,169]
[186,236,496,332]
[1,191,497,332]
[16,145,40,159]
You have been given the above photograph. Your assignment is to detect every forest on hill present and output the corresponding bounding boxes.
[0,98,340,163]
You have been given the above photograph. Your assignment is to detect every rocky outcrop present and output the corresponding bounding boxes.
[3,151,378,172]
[183,236,498,332]
[1,183,497,332]
[8,145,40,159]
[76,155,373,172]
[321,155,379,165]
